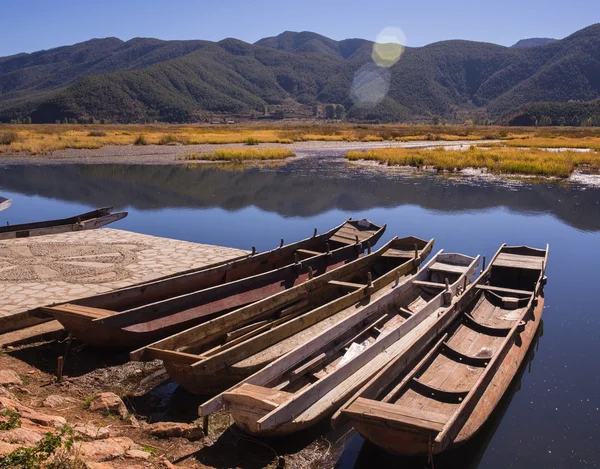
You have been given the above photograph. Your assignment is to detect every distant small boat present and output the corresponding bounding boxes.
[0,197,11,212]
[131,236,434,395]
[336,244,548,457]
[198,249,478,436]
[0,207,127,240]
[40,219,386,348]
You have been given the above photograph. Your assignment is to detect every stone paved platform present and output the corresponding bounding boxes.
[0,228,248,332]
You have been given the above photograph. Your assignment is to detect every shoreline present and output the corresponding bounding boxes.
[0,140,494,166]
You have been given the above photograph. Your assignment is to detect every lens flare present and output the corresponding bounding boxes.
[351,63,391,108]
[372,27,406,68]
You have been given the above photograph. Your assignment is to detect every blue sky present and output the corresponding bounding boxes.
[1,0,598,57]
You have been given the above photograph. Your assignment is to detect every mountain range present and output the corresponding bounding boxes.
[0,24,599,123]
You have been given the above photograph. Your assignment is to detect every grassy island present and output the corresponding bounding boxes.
[346,146,600,178]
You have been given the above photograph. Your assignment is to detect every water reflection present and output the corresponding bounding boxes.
[0,162,599,231]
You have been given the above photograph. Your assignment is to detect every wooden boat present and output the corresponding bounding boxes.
[131,237,435,394]
[0,207,127,240]
[198,250,480,435]
[336,244,548,456]
[0,197,11,212]
[40,219,386,348]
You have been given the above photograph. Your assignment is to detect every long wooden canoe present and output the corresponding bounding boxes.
[337,244,548,456]
[199,251,480,435]
[132,236,435,394]
[0,207,128,240]
[0,197,11,212]
[41,219,386,348]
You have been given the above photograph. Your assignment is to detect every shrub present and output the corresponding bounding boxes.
[158,134,178,145]
[88,130,106,137]
[245,137,260,145]
[0,424,74,469]
[0,132,19,145]
[134,135,148,145]
[0,409,21,430]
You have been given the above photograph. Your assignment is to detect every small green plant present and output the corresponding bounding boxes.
[0,132,19,145]
[245,137,260,145]
[81,394,95,409]
[87,130,106,137]
[134,135,148,145]
[142,445,160,457]
[0,409,21,430]
[0,425,74,469]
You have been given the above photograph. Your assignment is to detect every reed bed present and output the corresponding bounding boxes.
[183,148,295,162]
[346,146,600,178]
[2,124,600,155]
[499,137,600,151]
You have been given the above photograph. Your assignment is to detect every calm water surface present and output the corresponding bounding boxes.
[0,155,598,468]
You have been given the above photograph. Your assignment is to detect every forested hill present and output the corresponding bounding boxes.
[1,24,599,124]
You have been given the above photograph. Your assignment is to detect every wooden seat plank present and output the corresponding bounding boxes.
[223,383,292,411]
[476,285,533,296]
[41,304,114,320]
[413,280,446,289]
[344,398,446,432]
[429,262,469,274]
[493,253,544,270]
[296,249,322,257]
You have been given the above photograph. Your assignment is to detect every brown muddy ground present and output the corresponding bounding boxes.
[0,335,343,468]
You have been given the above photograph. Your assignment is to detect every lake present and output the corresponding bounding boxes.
[0,154,598,468]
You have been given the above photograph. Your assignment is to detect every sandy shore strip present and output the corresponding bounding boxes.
[0,140,496,165]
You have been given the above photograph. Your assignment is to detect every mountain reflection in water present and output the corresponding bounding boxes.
[0,163,599,232]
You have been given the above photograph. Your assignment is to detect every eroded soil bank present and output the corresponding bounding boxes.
[0,335,339,468]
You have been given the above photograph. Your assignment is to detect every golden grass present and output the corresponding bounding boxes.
[499,137,600,151]
[1,123,600,155]
[183,148,295,161]
[346,146,600,178]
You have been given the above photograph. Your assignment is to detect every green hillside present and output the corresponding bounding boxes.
[1,24,599,123]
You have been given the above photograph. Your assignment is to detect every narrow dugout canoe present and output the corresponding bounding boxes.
[132,237,434,394]
[199,251,480,435]
[337,244,548,457]
[0,197,11,212]
[40,219,385,349]
[0,207,127,240]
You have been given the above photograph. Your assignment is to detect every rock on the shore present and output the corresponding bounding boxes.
[42,394,77,409]
[79,436,135,462]
[0,370,22,386]
[0,427,44,445]
[73,422,111,440]
[0,396,66,427]
[146,421,204,441]
[88,392,128,419]
[126,449,151,460]
[0,441,21,456]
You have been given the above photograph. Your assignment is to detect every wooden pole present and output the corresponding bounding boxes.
[203,415,209,436]
[57,356,64,382]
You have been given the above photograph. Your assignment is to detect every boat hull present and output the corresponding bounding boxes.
[352,295,545,456]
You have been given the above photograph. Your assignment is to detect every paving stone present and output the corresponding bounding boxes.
[0,228,247,327]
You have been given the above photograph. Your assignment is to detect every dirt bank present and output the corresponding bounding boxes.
[0,140,494,166]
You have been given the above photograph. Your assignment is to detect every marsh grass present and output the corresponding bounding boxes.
[2,123,600,155]
[185,148,295,162]
[346,146,600,178]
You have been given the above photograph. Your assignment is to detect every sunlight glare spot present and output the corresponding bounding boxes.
[372,27,406,68]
